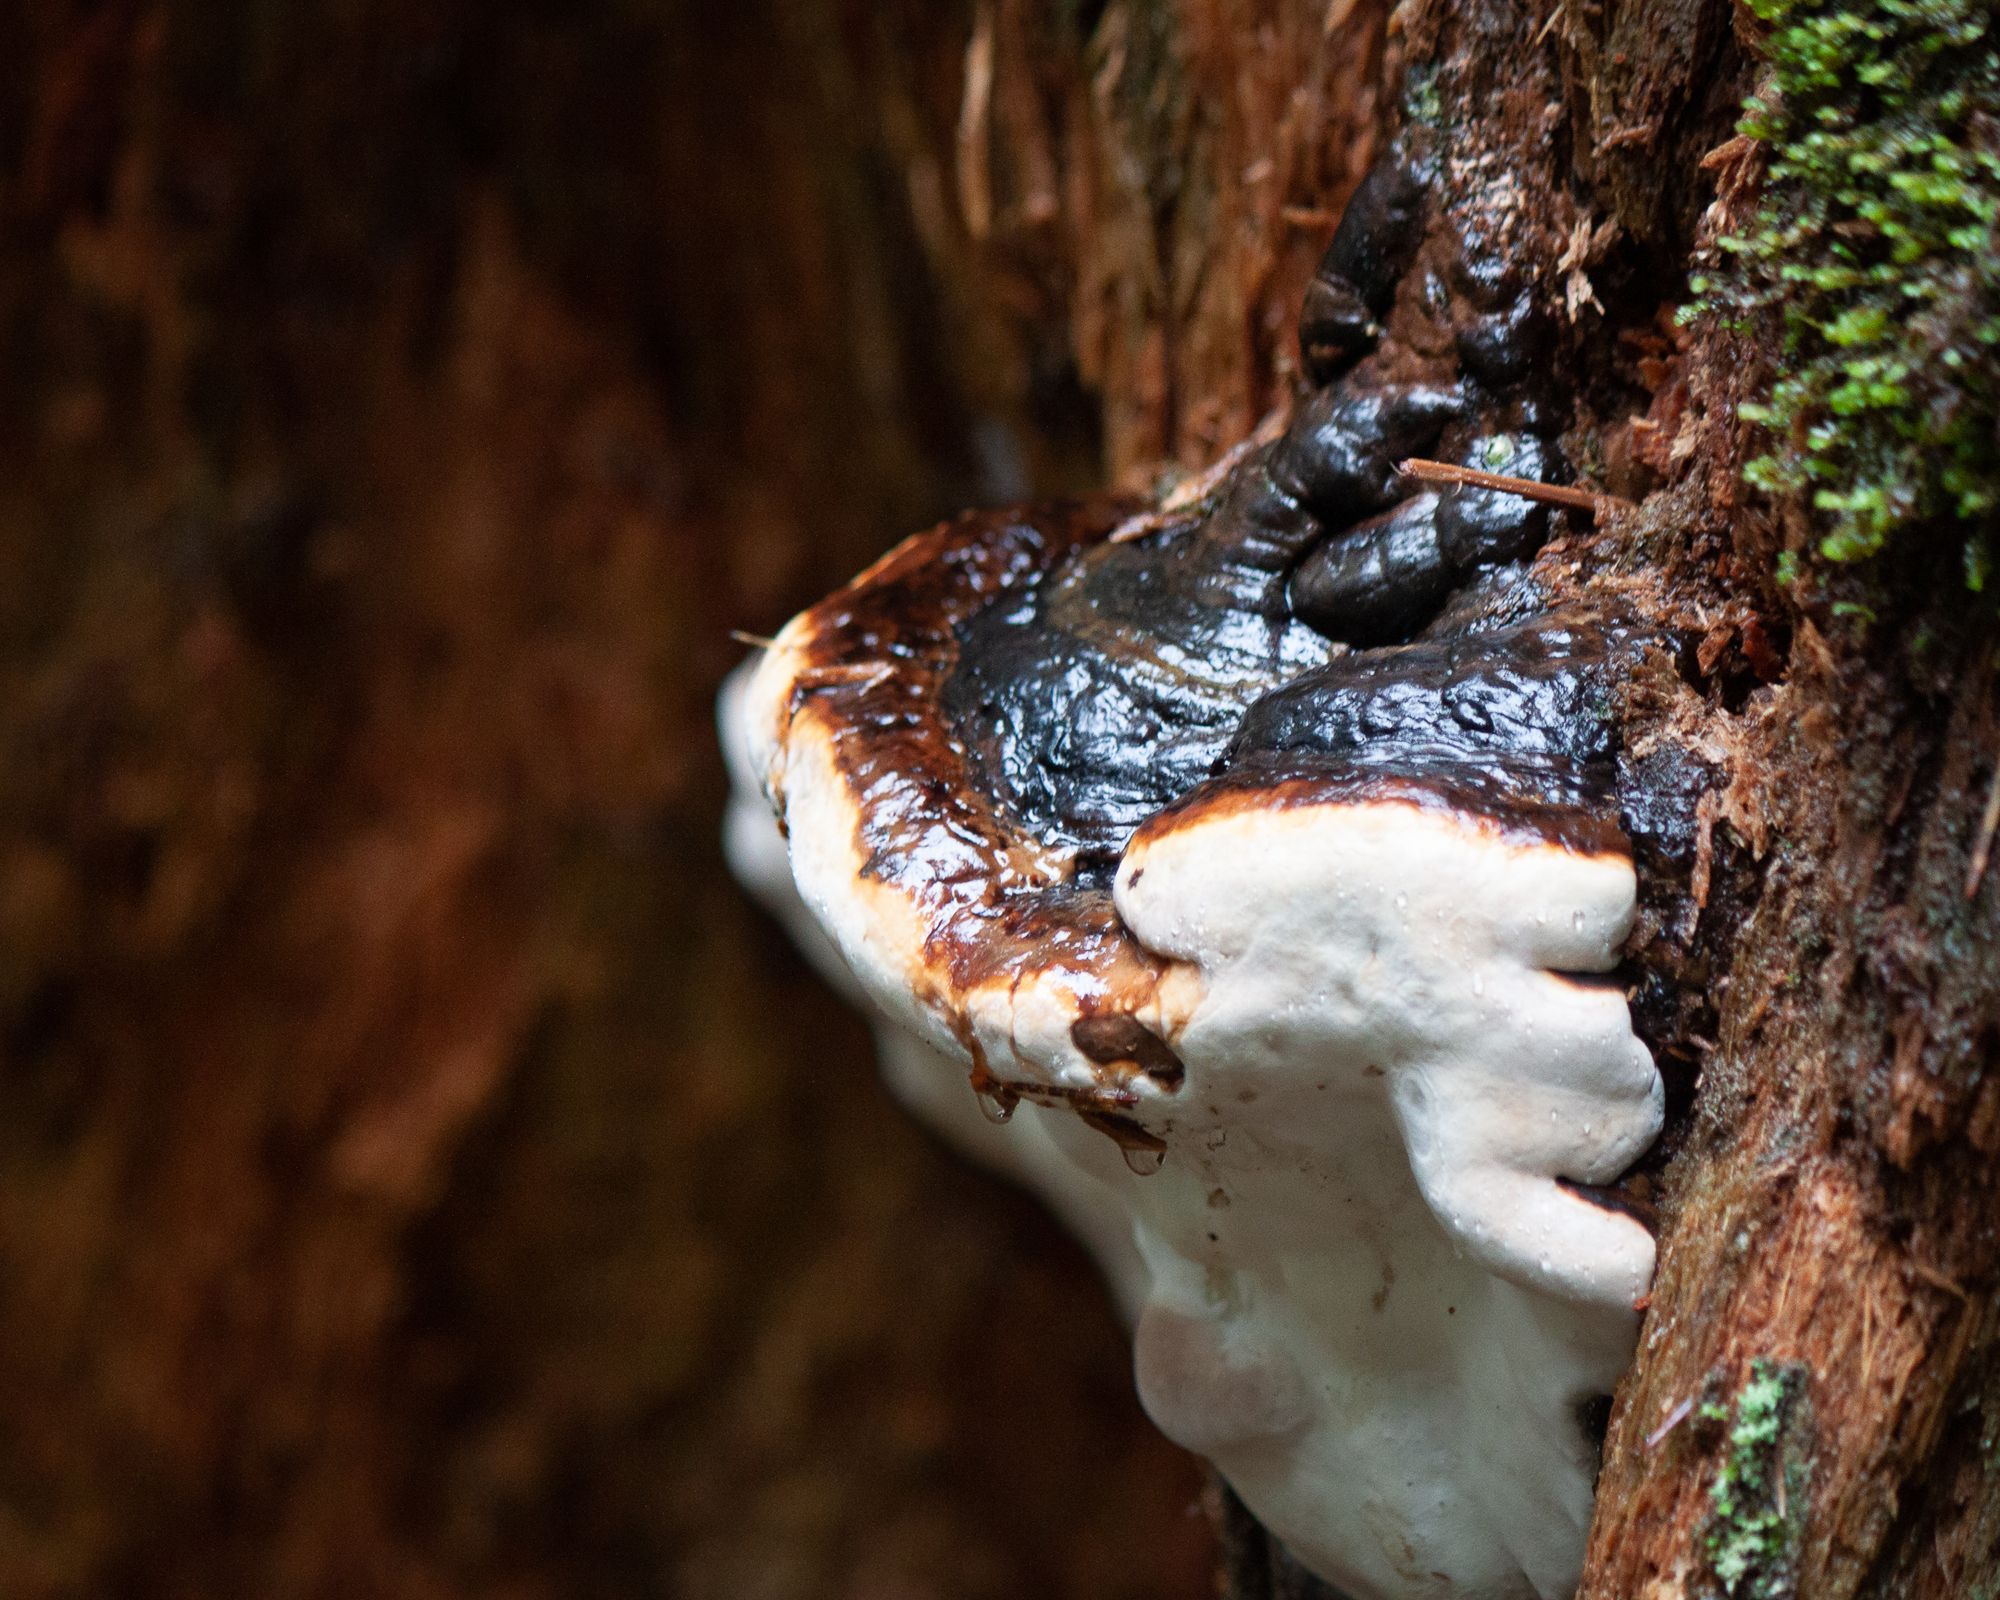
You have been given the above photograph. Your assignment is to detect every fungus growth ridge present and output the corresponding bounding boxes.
[725,127,1709,1600]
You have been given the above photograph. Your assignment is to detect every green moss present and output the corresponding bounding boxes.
[1698,0,2000,588]
[1702,1359,1811,1598]
[1403,64,1444,128]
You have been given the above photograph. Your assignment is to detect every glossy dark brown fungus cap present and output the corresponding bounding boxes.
[731,131,1721,1600]
[739,129,1700,1100]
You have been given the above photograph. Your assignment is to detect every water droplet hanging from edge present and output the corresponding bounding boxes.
[974,1085,1017,1125]
[1121,1144,1166,1177]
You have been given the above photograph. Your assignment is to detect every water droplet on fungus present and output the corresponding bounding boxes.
[975,1085,1018,1125]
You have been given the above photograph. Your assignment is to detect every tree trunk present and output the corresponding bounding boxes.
[903,4,2000,1593]
[4,3,1995,1599]
[0,5,1206,1597]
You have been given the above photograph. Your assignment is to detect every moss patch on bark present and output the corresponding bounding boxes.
[1697,0,2000,589]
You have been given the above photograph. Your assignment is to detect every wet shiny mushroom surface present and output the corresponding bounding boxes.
[941,134,1582,877]
[729,134,1704,1600]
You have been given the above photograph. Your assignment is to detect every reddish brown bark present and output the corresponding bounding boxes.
[933,4,2000,1597]
[5,2,1997,1599]
[0,5,1207,1597]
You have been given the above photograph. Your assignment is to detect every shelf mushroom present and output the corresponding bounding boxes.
[722,136,1687,1600]
[728,520,1663,1600]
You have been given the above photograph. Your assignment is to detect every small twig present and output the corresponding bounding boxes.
[730,630,778,650]
[1965,746,2000,900]
[1397,457,1635,519]
[795,662,892,692]
[1644,1396,1695,1451]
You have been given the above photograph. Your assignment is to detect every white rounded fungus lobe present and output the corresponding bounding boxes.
[720,508,1663,1600]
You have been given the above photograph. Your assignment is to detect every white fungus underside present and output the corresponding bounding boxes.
[723,649,1663,1600]
[719,664,1148,1310]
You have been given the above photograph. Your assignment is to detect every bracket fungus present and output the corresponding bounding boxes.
[723,135,1704,1600]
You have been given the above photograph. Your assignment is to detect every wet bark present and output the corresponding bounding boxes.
[4,2,1996,1599]
[1189,3,2000,1597]
[909,1,2000,1594]
[0,5,1206,1597]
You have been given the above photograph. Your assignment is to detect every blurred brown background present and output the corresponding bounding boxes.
[0,1,1385,1594]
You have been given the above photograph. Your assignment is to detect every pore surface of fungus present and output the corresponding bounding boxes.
[725,133,1696,1600]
